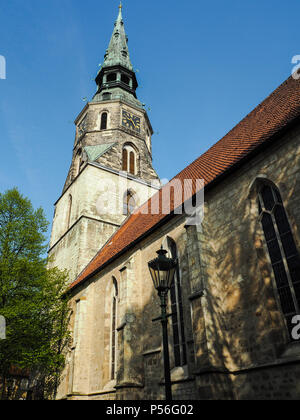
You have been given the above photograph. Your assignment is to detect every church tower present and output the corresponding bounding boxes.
[48,5,160,283]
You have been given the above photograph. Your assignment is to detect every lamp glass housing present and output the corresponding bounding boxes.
[148,248,177,293]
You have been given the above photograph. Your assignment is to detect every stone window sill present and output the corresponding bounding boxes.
[170,365,190,383]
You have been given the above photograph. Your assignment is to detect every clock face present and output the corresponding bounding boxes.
[122,110,141,133]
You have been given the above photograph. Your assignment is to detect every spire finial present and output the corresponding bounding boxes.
[119,1,122,9]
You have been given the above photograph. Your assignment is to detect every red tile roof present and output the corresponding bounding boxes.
[70,75,300,290]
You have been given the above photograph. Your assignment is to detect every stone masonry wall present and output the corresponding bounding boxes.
[60,122,300,400]
[49,164,159,283]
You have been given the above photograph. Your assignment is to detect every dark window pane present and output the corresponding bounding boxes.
[261,213,276,241]
[266,239,282,264]
[170,281,176,302]
[293,282,300,306]
[281,232,298,259]
[274,205,291,236]
[287,255,300,284]
[174,345,181,367]
[173,325,179,344]
[272,262,289,288]
[121,74,130,85]
[261,185,275,211]
[107,73,117,82]
[101,113,108,130]
[278,286,296,315]
[274,189,283,204]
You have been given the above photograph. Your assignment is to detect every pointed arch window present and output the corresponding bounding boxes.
[167,237,187,366]
[258,182,300,340]
[123,190,136,215]
[122,145,136,175]
[101,112,108,130]
[111,277,118,381]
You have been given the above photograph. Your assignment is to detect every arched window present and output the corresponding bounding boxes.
[123,190,136,215]
[111,277,118,380]
[167,237,187,366]
[101,112,108,130]
[122,144,137,175]
[258,182,300,340]
[67,194,72,229]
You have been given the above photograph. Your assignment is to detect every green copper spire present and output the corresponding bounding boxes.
[102,3,133,72]
[93,3,141,108]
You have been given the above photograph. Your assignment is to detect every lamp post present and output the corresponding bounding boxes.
[148,247,178,401]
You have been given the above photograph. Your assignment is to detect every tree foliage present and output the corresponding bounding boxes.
[0,189,71,400]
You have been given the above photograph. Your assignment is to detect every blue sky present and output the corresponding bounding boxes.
[0,0,299,242]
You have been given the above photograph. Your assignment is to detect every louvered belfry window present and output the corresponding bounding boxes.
[258,184,300,339]
[122,145,136,175]
[129,152,135,175]
[122,149,128,172]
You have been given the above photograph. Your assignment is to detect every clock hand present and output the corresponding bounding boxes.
[128,117,136,127]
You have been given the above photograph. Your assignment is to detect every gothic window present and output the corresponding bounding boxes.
[258,183,300,340]
[67,194,72,230]
[107,73,117,82]
[167,237,187,367]
[101,112,108,130]
[122,144,137,175]
[123,190,136,215]
[111,277,118,381]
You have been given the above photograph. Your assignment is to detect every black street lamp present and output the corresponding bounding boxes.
[148,247,178,401]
